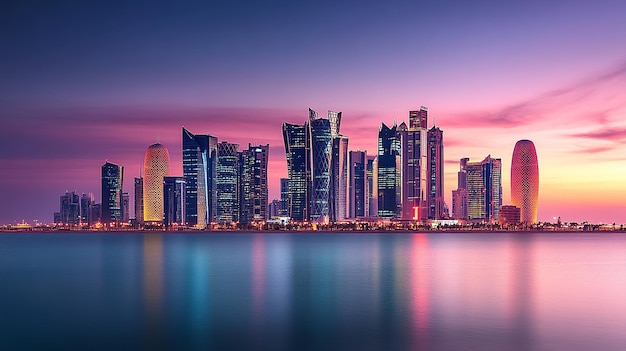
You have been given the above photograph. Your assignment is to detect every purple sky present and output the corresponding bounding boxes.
[1,0,626,224]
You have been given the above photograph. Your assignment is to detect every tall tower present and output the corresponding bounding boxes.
[282,122,310,221]
[348,150,367,218]
[164,176,186,228]
[308,110,333,224]
[143,143,170,223]
[183,127,218,228]
[216,141,240,224]
[511,140,539,223]
[377,122,400,217]
[134,177,143,224]
[427,125,444,219]
[465,156,502,222]
[101,161,124,225]
[240,144,269,224]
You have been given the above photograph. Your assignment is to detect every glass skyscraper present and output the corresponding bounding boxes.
[282,122,310,221]
[216,142,240,224]
[101,161,124,225]
[348,150,366,218]
[427,125,444,219]
[164,176,186,228]
[239,144,269,224]
[182,127,217,229]
[308,110,333,224]
[377,123,400,217]
[465,155,502,222]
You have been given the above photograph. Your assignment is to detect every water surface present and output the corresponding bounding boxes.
[1,232,625,350]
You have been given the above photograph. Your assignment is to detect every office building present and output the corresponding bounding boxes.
[80,193,94,226]
[366,155,378,217]
[122,192,130,222]
[164,176,186,228]
[348,150,367,218]
[101,161,124,225]
[134,177,143,224]
[465,156,502,222]
[183,127,218,228]
[377,122,400,217]
[279,178,289,217]
[308,109,333,224]
[427,125,445,219]
[216,142,240,224]
[499,205,521,226]
[282,122,309,221]
[331,135,349,221]
[240,144,269,224]
[55,191,80,225]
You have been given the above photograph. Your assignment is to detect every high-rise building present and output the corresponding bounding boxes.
[427,125,445,219]
[331,135,349,221]
[183,127,218,228]
[101,161,124,225]
[282,122,310,221]
[143,143,170,223]
[164,176,186,228]
[465,156,502,222]
[400,108,429,220]
[80,193,94,226]
[134,177,143,224]
[452,158,469,220]
[56,191,80,225]
[308,109,333,224]
[377,123,400,217]
[511,140,539,223]
[90,203,101,225]
[499,205,521,226]
[268,199,280,219]
[216,142,240,224]
[366,155,378,217]
[121,192,130,222]
[240,144,269,224]
[279,178,289,217]
[348,150,367,218]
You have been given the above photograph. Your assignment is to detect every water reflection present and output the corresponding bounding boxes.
[142,234,164,349]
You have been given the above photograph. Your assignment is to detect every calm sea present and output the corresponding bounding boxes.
[1,232,625,350]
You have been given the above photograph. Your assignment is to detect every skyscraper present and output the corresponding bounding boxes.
[183,127,218,228]
[134,177,143,224]
[216,142,240,224]
[308,110,333,224]
[427,125,445,219]
[511,140,539,223]
[164,176,186,228]
[366,155,378,217]
[240,144,269,224]
[57,191,80,225]
[348,150,367,218]
[101,161,123,225]
[377,122,400,217]
[398,108,429,220]
[143,143,171,223]
[122,192,130,222]
[331,135,349,221]
[282,122,310,221]
[465,156,502,222]
[80,192,94,226]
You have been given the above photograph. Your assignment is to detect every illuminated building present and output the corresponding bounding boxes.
[399,108,429,220]
[283,122,309,221]
[55,191,80,225]
[348,150,366,218]
[331,135,349,221]
[511,140,539,223]
[143,143,170,223]
[183,127,218,228]
[377,122,400,217]
[427,125,445,219]
[101,161,124,225]
[164,176,186,228]
[308,109,333,223]
[216,142,240,224]
[240,144,269,224]
[90,203,101,225]
[465,156,502,222]
[134,177,143,224]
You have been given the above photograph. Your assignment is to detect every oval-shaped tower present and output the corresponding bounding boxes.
[511,140,539,223]
[143,143,170,222]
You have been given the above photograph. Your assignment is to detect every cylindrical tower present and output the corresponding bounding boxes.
[143,143,170,223]
[511,140,539,223]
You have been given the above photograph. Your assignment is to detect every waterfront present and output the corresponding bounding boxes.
[1,232,625,350]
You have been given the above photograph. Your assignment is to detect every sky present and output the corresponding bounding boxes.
[1,0,626,225]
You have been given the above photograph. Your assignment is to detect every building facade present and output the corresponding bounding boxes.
[164,176,186,228]
[282,122,309,221]
[134,177,143,224]
[377,123,400,217]
[348,150,367,218]
[143,143,170,223]
[427,125,445,219]
[216,142,240,224]
[240,144,269,224]
[511,139,539,223]
[101,161,124,225]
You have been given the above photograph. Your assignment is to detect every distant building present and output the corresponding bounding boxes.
[121,192,130,222]
[55,191,80,225]
[183,127,218,228]
[134,177,143,224]
[465,156,502,222]
[240,144,269,224]
[90,203,101,225]
[216,142,240,224]
[331,134,349,222]
[366,155,378,217]
[279,178,289,217]
[80,193,95,226]
[348,150,366,218]
[377,122,400,217]
[427,125,445,220]
[499,205,521,226]
[101,161,124,225]
[511,140,539,223]
[143,143,170,223]
[269,199,280,219]
[164,176,186,228]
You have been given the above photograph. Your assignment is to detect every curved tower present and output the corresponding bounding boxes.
[511,140,539,223]
[143,143,170,222]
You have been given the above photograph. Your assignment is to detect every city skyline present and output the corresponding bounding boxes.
[1,1,626,224]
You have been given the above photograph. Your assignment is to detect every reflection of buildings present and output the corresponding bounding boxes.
[511,140,539,224]
[143,234,164,346]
